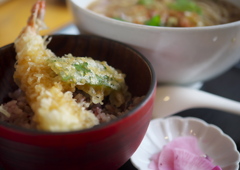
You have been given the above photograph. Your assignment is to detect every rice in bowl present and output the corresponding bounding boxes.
[0,88,144,130]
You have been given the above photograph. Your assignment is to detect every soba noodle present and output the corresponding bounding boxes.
[88,0,240,27]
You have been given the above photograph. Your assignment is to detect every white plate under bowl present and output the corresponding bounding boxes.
[131,116,240,170]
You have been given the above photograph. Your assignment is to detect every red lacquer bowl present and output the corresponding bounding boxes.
[0,35,156,170]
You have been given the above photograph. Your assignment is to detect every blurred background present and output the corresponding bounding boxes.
[0,0,72,47]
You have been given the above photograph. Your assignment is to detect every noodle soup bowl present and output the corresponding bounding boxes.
[68,0,240,86]
[0,35,156,169]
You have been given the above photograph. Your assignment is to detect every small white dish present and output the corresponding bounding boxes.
[131,116,240,170]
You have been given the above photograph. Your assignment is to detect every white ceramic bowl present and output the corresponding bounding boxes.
[68,0,240,85]
[131,116,240,170]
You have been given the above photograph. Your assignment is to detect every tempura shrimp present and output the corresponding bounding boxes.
[14,0,99,132]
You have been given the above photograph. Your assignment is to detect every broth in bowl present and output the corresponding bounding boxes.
[88,0,240,27]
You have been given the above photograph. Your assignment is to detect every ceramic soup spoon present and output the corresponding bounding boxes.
[153,85,240,118]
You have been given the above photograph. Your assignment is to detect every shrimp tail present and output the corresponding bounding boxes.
[14,0,49,58]
[19,0,47,37]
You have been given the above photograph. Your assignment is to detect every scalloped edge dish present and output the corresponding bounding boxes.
[131,116,240,170]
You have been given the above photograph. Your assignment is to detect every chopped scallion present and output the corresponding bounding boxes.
[169,0,202,14]
[145,15,161,26]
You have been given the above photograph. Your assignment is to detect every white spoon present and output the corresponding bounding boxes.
[152,85,240,118]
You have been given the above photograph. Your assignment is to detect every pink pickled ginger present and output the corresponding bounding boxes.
[149,136,221,170]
